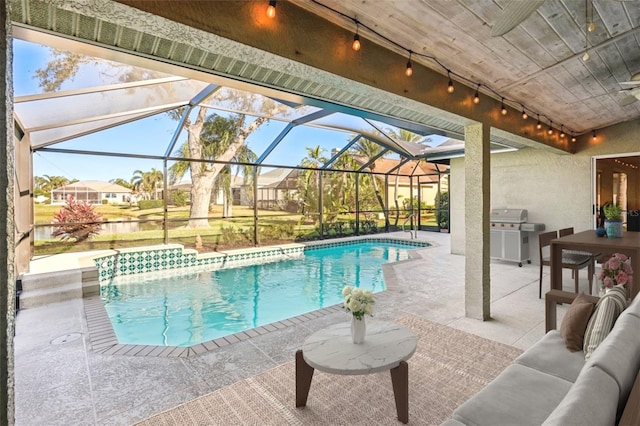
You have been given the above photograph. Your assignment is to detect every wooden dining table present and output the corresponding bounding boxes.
[550,230,640,300]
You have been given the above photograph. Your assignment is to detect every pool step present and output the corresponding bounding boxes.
[19,268,99,309]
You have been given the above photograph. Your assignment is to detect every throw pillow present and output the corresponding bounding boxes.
[560,292,595,352]
[583,285,628,360]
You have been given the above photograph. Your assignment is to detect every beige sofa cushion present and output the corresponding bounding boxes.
[584,313,640,419]
[452,364,572,426]
[515,331,585,382]
[542,366,619,426]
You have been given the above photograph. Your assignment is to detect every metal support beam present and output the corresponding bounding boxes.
[164,84,220,157]
[163,159,169,244]
[357,149,388,172]
[256,122,294,164]
[321,135,361,169]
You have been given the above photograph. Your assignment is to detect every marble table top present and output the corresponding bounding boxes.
[301,319,417,375]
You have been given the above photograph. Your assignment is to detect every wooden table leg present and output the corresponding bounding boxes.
[295,349,314,408]
[390,360,409,424]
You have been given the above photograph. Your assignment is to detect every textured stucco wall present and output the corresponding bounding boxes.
[450,120,640,263]
[2,0,15,423]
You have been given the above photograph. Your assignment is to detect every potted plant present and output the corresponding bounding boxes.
[603,202,624,238]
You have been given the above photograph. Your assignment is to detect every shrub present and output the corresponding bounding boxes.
[52,195,102,241]
[171,189,189,207]
[221,225,240,245]
[435,191,449,229]
[138,199,164,210]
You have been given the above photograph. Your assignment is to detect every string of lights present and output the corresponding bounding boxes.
[266,0,593,143]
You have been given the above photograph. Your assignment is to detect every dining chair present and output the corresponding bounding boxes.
[559,227,598,293]
[539,230,593,298]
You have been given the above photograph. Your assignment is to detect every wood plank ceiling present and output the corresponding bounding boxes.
[295,0,640,135]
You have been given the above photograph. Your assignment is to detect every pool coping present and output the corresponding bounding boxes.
[83,236,431,357]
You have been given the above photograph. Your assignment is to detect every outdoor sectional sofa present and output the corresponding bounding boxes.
[441,289,640,426]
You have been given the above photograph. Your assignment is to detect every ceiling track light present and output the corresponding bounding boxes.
[473,85,480,104]
[501,98,508,115]
[352,22,361,51]
[405,51,413,77]
[536,114,542,130]
[447,71,454,93]
[267,0,276,18]
[548,120,554,135]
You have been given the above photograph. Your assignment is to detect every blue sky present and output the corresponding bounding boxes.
[14,39,445,183]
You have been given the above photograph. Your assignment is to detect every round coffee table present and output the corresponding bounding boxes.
[295,320,417,423]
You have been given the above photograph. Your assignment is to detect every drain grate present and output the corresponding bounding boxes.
[51,333,82,345]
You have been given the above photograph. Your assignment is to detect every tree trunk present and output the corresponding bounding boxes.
[370,175,388,227]
[188,171,216,227]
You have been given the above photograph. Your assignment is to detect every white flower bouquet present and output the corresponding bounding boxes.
[342,285,375,320]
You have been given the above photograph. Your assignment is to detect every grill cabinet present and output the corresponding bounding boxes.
[489,209,544,267]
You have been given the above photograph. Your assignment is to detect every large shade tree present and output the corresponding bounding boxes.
[169,113,259,222]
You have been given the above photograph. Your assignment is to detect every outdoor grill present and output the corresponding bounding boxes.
[490,209,545,267]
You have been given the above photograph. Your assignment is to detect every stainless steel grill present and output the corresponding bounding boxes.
[490,209,545,267]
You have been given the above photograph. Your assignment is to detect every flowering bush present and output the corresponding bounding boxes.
[597,253,634,290]
[52,195,102,241]
[342,285,375,320]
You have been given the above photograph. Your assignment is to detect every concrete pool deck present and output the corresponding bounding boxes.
[14,231,583,425]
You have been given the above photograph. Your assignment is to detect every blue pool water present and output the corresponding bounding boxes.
[100,240,424,347]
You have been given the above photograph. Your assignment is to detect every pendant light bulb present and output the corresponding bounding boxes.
[405,52,413,77]
[473,86,480,104]
[548,120,554,135]
[522,110,528,120]
[593,130,597,141]
[447,74,454,93]
[560,125,565,138]
[352,22,361,51]
[536,114,542,130]
[571,134,577,143]
[501,100,508,116]
[266,0,276,18]
[352,34,361,51]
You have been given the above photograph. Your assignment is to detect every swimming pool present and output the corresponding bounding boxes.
[100,240,426,347]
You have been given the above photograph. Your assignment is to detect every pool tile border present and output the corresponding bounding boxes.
[83,295,351,357]
[84,236,427,357]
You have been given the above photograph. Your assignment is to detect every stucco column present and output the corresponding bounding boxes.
[464,123,490,320]
[2,1,16,423]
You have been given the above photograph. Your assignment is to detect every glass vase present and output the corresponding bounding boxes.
[350,315,366,344]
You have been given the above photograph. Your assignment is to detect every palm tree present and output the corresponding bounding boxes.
[130,169,162,200]
[109,178,133,190]
[350,138,388,227]
[297,146,327,221]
